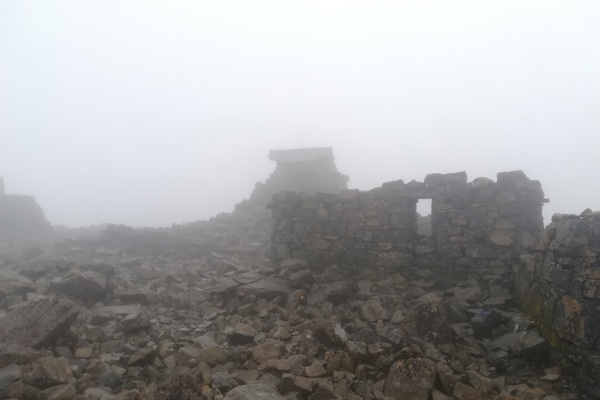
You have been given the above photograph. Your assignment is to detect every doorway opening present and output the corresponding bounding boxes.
[416,198,432,237]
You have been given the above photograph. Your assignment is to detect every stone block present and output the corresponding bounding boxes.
[553,295,600,348]
[583,279,600,299]
[497,170,529,186]
[473,185,497,203]
[555,218,590,247]
[495,217,517,230]
[488,230,515,246]
[376,251,411,267]
[465,246,497,259]
[424,171,467,186]
[0,297,79,349]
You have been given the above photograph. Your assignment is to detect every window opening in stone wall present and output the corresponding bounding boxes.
[416,199,432,237]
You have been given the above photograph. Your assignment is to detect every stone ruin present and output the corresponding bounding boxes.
[516,211,600,388]
[0,177,52,243]
[270,168,600,392]
[238,147,349,214]
[271,170,545,289]
[1,152,599,399]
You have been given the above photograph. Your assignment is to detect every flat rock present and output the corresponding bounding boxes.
[224,383,286,400]
[22,356,73,389]
[0,297,79,349]
[42,382,77,400]
[5,381,45,400]
[248,340,285,365]
[237,277,292,299]
[53,270,108,302]
[197,346,226,366]
[120,312,151,332]
[306,281,351,307]
[94,305,141,316]
[112,288,148,304]
[492,330,547,359]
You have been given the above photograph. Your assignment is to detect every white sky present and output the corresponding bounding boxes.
[1,1,599,227]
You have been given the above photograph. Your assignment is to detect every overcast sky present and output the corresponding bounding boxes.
[1,1,599,227]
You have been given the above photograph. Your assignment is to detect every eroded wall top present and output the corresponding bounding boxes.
[271,170,545,287]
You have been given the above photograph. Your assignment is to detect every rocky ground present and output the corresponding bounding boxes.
[0,213,590,400]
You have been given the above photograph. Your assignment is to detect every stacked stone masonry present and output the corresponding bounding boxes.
[247,147,349,207]
[0,179,52,242]
[271,170,545,289]
[515,211,600,386]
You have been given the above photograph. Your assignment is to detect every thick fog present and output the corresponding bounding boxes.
[1,1,598,227]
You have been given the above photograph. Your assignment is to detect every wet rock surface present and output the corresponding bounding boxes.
[0,211,589,400]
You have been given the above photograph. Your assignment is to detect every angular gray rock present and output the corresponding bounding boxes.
[224,383,286,400]
[0,269,35,298]
[0,297,79,349]
[492,330,547,360]
[0,341,41,369]
[384,358,436,400]
[21,356,73,389]
[52,269,108,303]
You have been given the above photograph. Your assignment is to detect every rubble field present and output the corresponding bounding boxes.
[0,216,587,400]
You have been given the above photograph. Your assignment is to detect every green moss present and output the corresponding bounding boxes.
[523,290,581,374]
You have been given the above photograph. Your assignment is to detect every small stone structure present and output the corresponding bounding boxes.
[270,166,600,387]
[234,147,349,218]
[516,211,600,386]
[271,170,546,289]
[246,147,348,207]
[0,178,52,242]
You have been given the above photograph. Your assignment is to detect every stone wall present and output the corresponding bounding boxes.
[515,211,600,386]
[248,155,348,208]
[0,192,52,243]
[271,170,545,288]
[231,149,349,228]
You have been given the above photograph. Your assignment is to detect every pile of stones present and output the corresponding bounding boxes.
[0,223,586,400]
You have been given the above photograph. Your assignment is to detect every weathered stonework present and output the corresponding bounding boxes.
[515,211,600,386]
[0,179,52,243]
[232,147,348,222]
[271,170,545,289]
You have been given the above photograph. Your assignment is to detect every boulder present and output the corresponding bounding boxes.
[237,277,292,300]
[0,269,35,298]
[0,297,79,349]
[53,269,108,303]
[0,341,41,369]
[153,366,216,400]
[21,356,73,389]
[414,301,452,345]
[112,288,148,304]
[248,340,285,365]
[492,330,547,360]
[224,383,286,400]
[384,358,436,400]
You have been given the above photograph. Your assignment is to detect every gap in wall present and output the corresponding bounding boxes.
[416,198,432,237]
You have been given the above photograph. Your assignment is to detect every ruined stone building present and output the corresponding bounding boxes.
[271,170,545,288]
[0,178,52,242]
[234,147,349,216]
[270,168,600,386]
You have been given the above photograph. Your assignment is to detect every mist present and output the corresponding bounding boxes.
[1,1,599,227]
